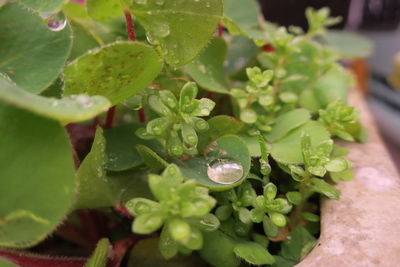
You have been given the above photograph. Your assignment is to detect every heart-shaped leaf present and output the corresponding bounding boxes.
[0,3,72,93]
[271,121,330,164]
[0,103,75,248]
[185,37,229,94]
[0,76,110,124]
[64,42,163,105]
[178,135,250,191]
[132,0,223,66]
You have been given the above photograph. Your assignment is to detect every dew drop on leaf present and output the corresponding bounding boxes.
[155,0,165,5]
[153,23,170,38]
[134,0,148,5]
[46,17,67,32]
[207,158,244,184]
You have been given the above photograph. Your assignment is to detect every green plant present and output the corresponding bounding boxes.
[0,0,371,266]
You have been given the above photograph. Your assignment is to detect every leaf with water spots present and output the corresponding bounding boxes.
[0,76,111,124]
[64,42,163,105]
[0,3,72,94]
[178,135,250,191]
[132,0,223,66]
[0,103,75,248]
[74,127,152,210]
[185,37,229,94]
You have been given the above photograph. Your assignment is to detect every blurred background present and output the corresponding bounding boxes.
[259,0,400,171]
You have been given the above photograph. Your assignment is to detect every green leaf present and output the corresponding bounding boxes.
[0,77,110,124]
[64,42,163,105]
[225,35,258,74]
[128,237,204,267]
[185,37,229,94]
[208,115,244,140]
[0,3,72,93]
[271,121,330,164]
[330,169,354,183]
[271,256,296,267]
[233,241,275,265]
[266,109,311,142]
[86,0,123,22]
[223,0,265,44]
[132,0,223,66]
[314,66,350,107]
[263,215,279,238]
[325,158,349,173]
[16,0,67,14]
[85,238,110,267]
[200,230,240,267]
[104,123,163,171]
[286,192,302,205]
[0,103,75,248]
[68,21,99,61]
[321,30,374,59]
[136,145,169,172]
[299,89,322,112]
[300,212,320,222]
[280,227,316,263]
[74,128,153,209]
[178,135,251,191]
[309,178,340,200]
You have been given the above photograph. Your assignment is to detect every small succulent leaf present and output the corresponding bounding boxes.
[233,241,275,265]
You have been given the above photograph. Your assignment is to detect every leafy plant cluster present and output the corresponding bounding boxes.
[0,0,370,266]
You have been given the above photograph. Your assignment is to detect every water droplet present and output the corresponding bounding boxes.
[96,167,103,177]
[207,158,244,184]
[198,64,206,74]
[134,0,147,5]
[153,23,170,38]
[109,153,118,162]
[206,1,211,7]
[47,16,67,32]
[75,95,93,108]
[155,0,165,5]
[146,32,159,45]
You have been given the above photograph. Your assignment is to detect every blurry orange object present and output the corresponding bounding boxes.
[348,59,369,95]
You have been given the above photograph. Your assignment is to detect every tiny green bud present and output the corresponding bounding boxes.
[168,218,191,242]
[240,108,257,124]
[263,183,277,200]
[132,212,164,234]
[271,213,286,227]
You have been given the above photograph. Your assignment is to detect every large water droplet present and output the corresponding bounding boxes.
[47,16,67,32]
[207,158,244,184]
[153,23,170,38]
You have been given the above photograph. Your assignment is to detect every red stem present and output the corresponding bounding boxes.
[217,23,223,37]
[138,108,146,123]
[104,106,116,130]
[124,10,136,42]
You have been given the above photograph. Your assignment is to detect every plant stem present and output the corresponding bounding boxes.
[217,23,223,37]
[104,106,116,129]
[138,108,146,123]
[124,10,136,42]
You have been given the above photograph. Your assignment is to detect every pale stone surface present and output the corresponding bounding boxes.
[297,90,400,267]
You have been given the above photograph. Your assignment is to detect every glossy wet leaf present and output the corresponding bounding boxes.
[271,121,330,164]
[0,103,75,248]
[68,21,99,61]
[178,135,250,191]
[86,0,122,22]
[136,145,169,172]
[233,241,275,265]
[280,227,316,263]
[0,77,110,124]
[200,230,240,267]
[64,42,163,105]
[321,30,374,59]
[0,3,72,93]
[132,0,223,66]
[266,109,311,142]
[223,0,265,44]
[207,115,244,140]
[185,37,229,94]
[85,238,110,267]
[74,128,152,209]
[16,0,67,14]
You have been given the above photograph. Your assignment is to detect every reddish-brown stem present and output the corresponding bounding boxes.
[138,108,146,123]
[104,106,116,129]
[124,10,136,42]
[217,23,223,37]
[262,44,276,53]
